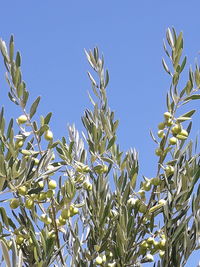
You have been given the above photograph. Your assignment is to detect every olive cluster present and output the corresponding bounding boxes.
[155,111,189,156]
[10,178,57,211]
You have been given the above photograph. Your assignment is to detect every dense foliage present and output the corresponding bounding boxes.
[0,28,200,267]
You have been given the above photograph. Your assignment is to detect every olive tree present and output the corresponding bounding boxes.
[0,28,199,267]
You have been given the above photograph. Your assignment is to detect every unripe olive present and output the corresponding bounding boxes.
[158,122,165,130]
[150,177,161,186]
[70,206,79,216]
[180,129,188,137]
[61,209,71,219]
[153,240,160,250]
[10,198,20,209]
[30,193,37,199]
[155,148,163,156]
[165,165,174,176]
[169,137,177,145]
[48,179,57,189]
[44,130,53,141]
[159,239,166,250]
[95,255,103,265]
[140,240,149,249]
[46,189,55,198]
[18,186,27,196]
[15,140,24,148]
[16,234,24,245]
[17,115,27,124]
[46,217,52,225]
[58,216,67,225]
[165,119,173,127]
[171,124,182,135]
[37,192,47,201]
[176,129,188,140]
[164,112,172,120]
[138,203,147,213]
[157,130,165,138]
[25,198,34,209]
[143,181,151,191]
[147,237,154,245]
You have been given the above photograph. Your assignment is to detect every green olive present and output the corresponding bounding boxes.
[10,198,20,209]
[169,137,177,145]
[17,115,27,124]
[95,255,103,265]
[61,209,71,219]
[25,198,34,209]
[48,179,57,189]
[44,130,53,141]
[18,186,27,196]
[158,122,166,130]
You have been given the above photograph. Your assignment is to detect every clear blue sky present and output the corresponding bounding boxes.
[0,1,200,266]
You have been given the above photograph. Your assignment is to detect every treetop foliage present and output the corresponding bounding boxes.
[0,28,200,266]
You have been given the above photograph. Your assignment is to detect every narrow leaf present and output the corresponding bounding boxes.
[176,116,191,122]
[8,92,19,105]
[22,90,29,108]
[179,109,196,118]
[18,250,23,267]
[105,70,109,88]
[184,95,200,101]
[107,136,116,150]
[9,35,14,62]
[0,207,9,228]
[179,56,187,73]
[44,112,52,124]
[0,239,11,267]
[30,96,41,119]
[162,58,171,75]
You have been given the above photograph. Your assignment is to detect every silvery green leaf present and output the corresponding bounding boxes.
[162,58,171,75]
[9,35,14,62]
[30,96,41,119]
[0,239,11,267]
[184,95,200,101]
[15,51,21,67]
